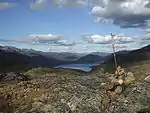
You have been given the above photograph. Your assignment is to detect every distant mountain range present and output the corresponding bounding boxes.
[0,45,109,72]
[1,44,150,73]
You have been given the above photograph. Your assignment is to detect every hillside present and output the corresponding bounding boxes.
[0,46,67,72]
[92,45,150,73]
[74,54,105,64]
[40,52,86,61]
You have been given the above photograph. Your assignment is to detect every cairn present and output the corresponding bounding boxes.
[106,66,135,97]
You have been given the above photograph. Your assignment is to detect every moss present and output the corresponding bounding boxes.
[24,67,52,79]
[101,95,110,105]
[145,104,150,110]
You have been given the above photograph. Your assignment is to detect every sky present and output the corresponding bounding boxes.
[0,0,150,53]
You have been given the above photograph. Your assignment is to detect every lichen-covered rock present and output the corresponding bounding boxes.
[0,72,28,82]
[124,72,135,84]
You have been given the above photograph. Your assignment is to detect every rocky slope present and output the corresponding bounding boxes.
[0,60,150,113]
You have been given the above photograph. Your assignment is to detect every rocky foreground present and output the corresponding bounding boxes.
[0,61,150,113]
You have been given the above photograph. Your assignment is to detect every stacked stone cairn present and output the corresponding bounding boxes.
[106,66,135,98]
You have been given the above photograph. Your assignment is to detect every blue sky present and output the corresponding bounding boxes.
[0,0,150,53]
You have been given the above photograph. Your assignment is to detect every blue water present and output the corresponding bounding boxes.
[55,63,99,72]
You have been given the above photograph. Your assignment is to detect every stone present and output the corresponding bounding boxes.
[124,100,128,103]
[0,73,6,81]
[114,86,122,94]
[111,78,119,83]
[111,78,124,85]
[107,83,114,90]
[118,79,124,85]
[101,83,107,86]
[144,75,150,83]
[124,72,135,84]
[115,66,125,76]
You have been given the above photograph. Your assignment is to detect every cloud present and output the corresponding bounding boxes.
[141,33,150,40]
[138,33,150,47]
[90,0,150,28]
[0,2,16,9]
[144,28,150,33]
[52,0,88,8]
[30,0,47,10]
[0,34,62,44]
[30,34,62,44]
[30,0,88,9]
[104,44,130,52]
[83,34,134,44]
[0,34,81,47]
[54,40,78,46]
[0,39,27,43]
[133,33,150,48]
[83,34,112,44]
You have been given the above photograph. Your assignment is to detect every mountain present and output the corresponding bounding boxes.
[90,52,110,57]
[109,45,150,65]
[40,52,86,61]
[92,45,150,73]
[43,52,109,63]
[0,46,68,72]
[0,45,109,72]
[74,54,107,64]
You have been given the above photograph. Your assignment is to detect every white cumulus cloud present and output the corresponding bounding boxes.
[83,34,134,44]
[54,40,78,46]
[141,33,150,40]
[30,34,62,43]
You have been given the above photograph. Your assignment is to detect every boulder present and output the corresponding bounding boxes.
[124,72,135,84]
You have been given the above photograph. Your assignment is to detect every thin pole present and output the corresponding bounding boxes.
[111,33,118,70]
